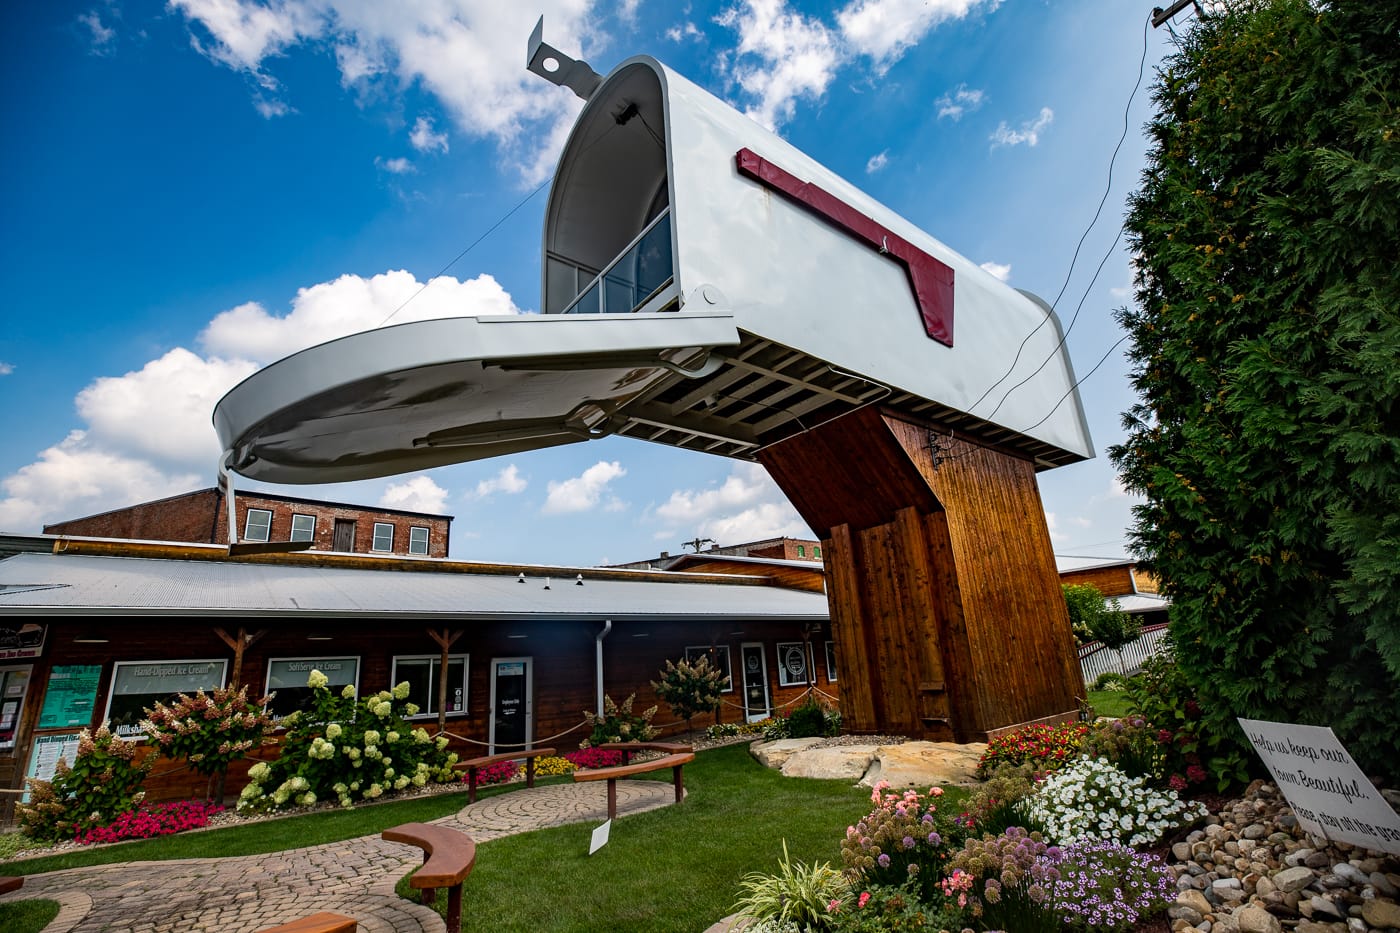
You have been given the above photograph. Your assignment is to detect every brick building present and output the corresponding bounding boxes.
[43,488,452,558]
[612,535,824,569]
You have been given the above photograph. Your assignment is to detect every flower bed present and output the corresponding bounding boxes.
[76,800,225,846]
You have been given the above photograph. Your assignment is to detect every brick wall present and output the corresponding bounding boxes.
[45,488,451,558]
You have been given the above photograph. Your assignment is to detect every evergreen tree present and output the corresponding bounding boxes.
[1113,0,1400,780]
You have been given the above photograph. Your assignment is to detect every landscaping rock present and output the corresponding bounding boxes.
[1177,889,1213,918]
[781,745,878,780]
[858,740,986,788]
[1237,905,1283,933]
[1275,866,1317,893]
[749,738,824,769]
[1362,898,1400,930]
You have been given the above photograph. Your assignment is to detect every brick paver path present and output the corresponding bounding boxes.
[3,780,678,932]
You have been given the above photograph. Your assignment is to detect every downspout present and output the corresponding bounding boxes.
[595,619,612,716]
[219,452,239,544]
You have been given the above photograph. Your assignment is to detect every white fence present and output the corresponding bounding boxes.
[1078,622,1172,686]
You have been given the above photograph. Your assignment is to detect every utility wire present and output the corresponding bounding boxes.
[967,12,1151,419]
[1018,332,1130,433]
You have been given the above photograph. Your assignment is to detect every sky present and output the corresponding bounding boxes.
[0,0,1185,567]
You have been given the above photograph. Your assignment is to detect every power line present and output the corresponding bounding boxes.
[1018,332,1130,433]
[967,12,1151,419]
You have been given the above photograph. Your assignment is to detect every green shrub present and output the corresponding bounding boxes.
[975,721,1089,778]
[1081,716,1165,785]
[785,696,830,739]
[961,762,1042,837]
[1091,671,1126,691]
[734,840,848,933]
[828,882,959,932]
[579,692,658,747]
[840,781,956,903]
[1125,649,1250,791]
[238,671,458,812]
[142,685,275,801]
[652,656,724,737]
[18,722,150,841]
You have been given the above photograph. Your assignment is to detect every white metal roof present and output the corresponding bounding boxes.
[0,552,829,621]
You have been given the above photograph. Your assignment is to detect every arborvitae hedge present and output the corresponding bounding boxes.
[1112,0,1400,782]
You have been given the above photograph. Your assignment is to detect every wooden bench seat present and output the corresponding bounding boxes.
[571,751,695,820]
[0,875,23,895]
[452,746,556,803]
[382,822,476,933]
[255,913,356,933]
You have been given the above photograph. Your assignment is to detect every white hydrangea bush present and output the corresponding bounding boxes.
[1025,757,1207,847]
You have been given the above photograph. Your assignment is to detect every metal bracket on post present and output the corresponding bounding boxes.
[526,17,601,101]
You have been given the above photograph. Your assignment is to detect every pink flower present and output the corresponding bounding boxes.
[826,899,841,914]
[858,892,871,909]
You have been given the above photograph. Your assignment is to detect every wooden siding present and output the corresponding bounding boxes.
[760,406,1082,742]
[1060,564,1138,598]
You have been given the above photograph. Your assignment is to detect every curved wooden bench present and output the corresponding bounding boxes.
[256,913,356,933]
[452,747,556,803]
[382,822,476,933]
[572,751,694,820]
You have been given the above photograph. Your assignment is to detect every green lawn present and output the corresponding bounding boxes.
[400,744,967,932]
[0,899,60,933]
[1087,689,1135,719]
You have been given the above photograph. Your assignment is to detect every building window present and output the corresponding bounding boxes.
[824,641,838,683]
[105,659,227,737]
[814,546,821,558]
[290,513,316,542]
[392,655,468,719]
[797,545,805,557]
[775,642,815,687]
[244,509,272,543]
[0,666,32,751]
[684,645,733,693]
[372,522,394,552]
[265,656,359,718]
[409,526,430,556]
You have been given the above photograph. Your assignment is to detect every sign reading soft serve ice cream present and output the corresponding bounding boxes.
[1239,718,1400,855]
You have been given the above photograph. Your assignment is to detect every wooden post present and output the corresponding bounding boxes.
[759,405,1083,741]
[214,626,267,688]
[427,629,463,735]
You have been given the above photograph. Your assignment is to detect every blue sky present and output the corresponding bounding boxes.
[0,0,1181,566]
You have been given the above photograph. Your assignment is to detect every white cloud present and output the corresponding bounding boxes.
[653,462,809,544]
[666,22,703,42]
[1044,511,1067,544]
[838,0,993,71]
[865,150,888,173]
[409,116,448,154]
[543,460,626,514]
[253,96,292,119]
[935,83,984,120]
[715,0,840,131]
[199,270,521,365]
[0,432,201,534]
[474,464,527,497]
[0,269,524,532]
[979,261,1011,282]
[990,106,1054,148]
[79,10,116,55]
[376,155,415,174]
[380,475,449,514]
[168,1,591,184]
[0,362,13,375]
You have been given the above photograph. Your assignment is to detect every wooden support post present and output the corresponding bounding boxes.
[214,626,267,688]
[427,629,463,735]
[607,780,618,821]
[759,405,1083,741]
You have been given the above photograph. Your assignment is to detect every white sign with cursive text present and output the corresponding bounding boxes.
[1239,718,1400,855]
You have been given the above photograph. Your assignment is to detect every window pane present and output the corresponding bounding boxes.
[266,657,358,718]
[445,658,467,713]
[372,522,394,551]
[290,514,316,542]
[244,509,272,542]
[392,655,467,717]
[776,642,812,687]
[107,660,226,737]
[409,526,429,555]
[395,659,432,714]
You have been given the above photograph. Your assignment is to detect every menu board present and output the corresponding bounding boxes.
[38,664,103,728]
[24,732,82,800]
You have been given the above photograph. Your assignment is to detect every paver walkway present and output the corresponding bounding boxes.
[1,780,678,933]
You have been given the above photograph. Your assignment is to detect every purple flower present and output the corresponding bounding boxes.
[902,835,916,850]
[877,853,891,868]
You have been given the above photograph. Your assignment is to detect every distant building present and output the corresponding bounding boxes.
[611,536,823,570]
[1055,554,1169,624]
[43,487,452,559]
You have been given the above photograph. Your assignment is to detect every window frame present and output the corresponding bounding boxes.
[371,522,395,552]
[824,640,838,683]
[775,641,816,687]
[243,508,273,543]
[391,654,469,720]
[289,513,316,543]
[684,645,734,693]
[264,655,360,719]
[104,658,228,738]
[408,525,430,556]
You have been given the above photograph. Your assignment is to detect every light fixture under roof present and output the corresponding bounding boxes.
[73,633,109,644]
[307,634,333,641]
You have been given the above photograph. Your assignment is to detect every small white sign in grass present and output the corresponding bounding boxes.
[589,819,611,855]
[1239,718,1400,855]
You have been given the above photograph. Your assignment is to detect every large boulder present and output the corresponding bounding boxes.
[749,738,825,770]
[781,746,880,780]
[858,741,987,788]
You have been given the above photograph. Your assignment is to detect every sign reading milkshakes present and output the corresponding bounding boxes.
[1239,718,1400,855]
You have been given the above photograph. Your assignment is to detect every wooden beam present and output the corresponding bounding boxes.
[214,627,267,688]
[428,629,463,734]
